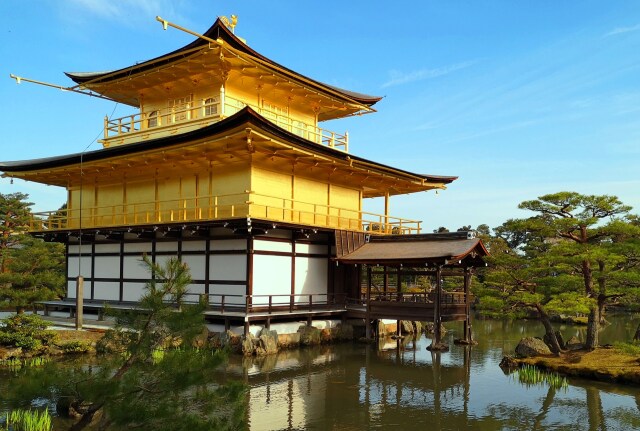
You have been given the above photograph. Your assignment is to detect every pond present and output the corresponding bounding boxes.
[2,314,640,430]
[229,314,640,430]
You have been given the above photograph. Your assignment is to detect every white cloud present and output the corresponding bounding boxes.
[382,60,477,88]
[64,0,189,26]
[604,23,640,37]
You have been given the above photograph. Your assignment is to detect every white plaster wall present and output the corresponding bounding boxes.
[156,242,178,252]
[68,244,92,254]
[210,255,246,281]
[296,243,326,254]
[122,282,147,302]
[123,242,152,253]
[123,255,148,280]
[182,255,206,280]
[181,240,207,252]
[208,284,246,305]
[93,282,120,301]
[67,256,92,278]
[210,239,246,251]
[66,280,91,299]
[294,257,328,303]
[94,256,121,279]
[254,239,292,253]
[253,255,291,304]
[94,243,120,253]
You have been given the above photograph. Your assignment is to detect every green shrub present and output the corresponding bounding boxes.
[0,314,54,351]
[2,408,52,431]
[59,340,91,353]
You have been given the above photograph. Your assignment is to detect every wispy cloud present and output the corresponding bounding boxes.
[63,0,189,27]
[604,23,640,37]
[382,60,476,88]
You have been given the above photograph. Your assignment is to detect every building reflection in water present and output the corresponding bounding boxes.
[223,325,640,430]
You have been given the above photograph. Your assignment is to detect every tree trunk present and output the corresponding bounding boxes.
[585,307,599,350]
[633,323,640,342]
[536,304,562,355]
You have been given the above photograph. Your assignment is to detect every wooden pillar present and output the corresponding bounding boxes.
[75,276,84,330]
[384,191,390,233]
[433,266,442,345]
[463,267,472,343]
[366,265,372,340]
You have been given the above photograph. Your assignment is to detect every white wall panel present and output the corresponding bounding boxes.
[67,257,92,278]
[93,282,120,301]
[182,255,206,280]
[124,242,152,253]
[210,255,246,281]
[254,239,292,253]
[68,244,92,254]
[122,282,146,302]
[295,243,327,254]
[156,242,178,252]
[294,257,328,303]
[186,283,206,296]
[209,284,246,305]
[94,256,121,278]
[66,280,91,299]
[95,243,120,253]
[253,255,291,304]
[181,241,207,251]
[123,255,148,279]
[210,239,246,251]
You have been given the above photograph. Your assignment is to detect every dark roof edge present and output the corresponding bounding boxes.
[1,107,457,185]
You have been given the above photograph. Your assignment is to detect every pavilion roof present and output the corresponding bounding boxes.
[64,18,381,118]
[336,231,489,267]
[0,107,456,197]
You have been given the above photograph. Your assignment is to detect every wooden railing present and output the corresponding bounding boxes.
[353,291,469,305]
[102,95,348,151]
[183,292,347,315]
[28,192,422,234]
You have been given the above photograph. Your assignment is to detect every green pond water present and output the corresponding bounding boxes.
[2,315,640,430]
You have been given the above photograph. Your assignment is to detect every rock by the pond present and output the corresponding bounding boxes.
[298,325,321,346]
[565,336,583,351]
[0,346,22,360]
[255,328,278,356]
[401,320,415,334]
[515,337,552,357]
[427,342,449,352]
[424,322,447,336]
[241,334,255,356]
[499,355,519,372]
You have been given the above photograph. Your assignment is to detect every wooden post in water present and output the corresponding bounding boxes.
[366,265,372,340]
[463,267,472,343]
[433,266,442,345]
[75,276,84,330]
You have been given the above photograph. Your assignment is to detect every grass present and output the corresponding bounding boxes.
[613,341,640,356]
[0,356,49,372]
[1,409,52,431]
[515,364,568,390]
[515,347,640,385]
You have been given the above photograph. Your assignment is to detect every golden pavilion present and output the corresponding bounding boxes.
[1,17,487,345]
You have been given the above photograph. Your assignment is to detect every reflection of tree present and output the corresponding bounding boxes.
[532,386,556,430]
[586,386,606,431]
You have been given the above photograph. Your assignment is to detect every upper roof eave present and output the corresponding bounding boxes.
[0,107,455,188]
[65,19,382,107]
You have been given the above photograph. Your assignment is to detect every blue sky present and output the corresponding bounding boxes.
[1,1,639,231]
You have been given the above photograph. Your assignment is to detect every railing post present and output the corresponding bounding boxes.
[103,115,108,139]
[268,295,272,315]
[221,295,225,314]
[345,131,349,152]
[220,85,226,118]
[309,294,313,312]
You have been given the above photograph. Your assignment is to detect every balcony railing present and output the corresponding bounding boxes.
[102,95,348,151]
[28,192,421,234]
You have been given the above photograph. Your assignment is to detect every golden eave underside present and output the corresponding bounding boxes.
[79,45,372,122]
[7,127,446,198]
